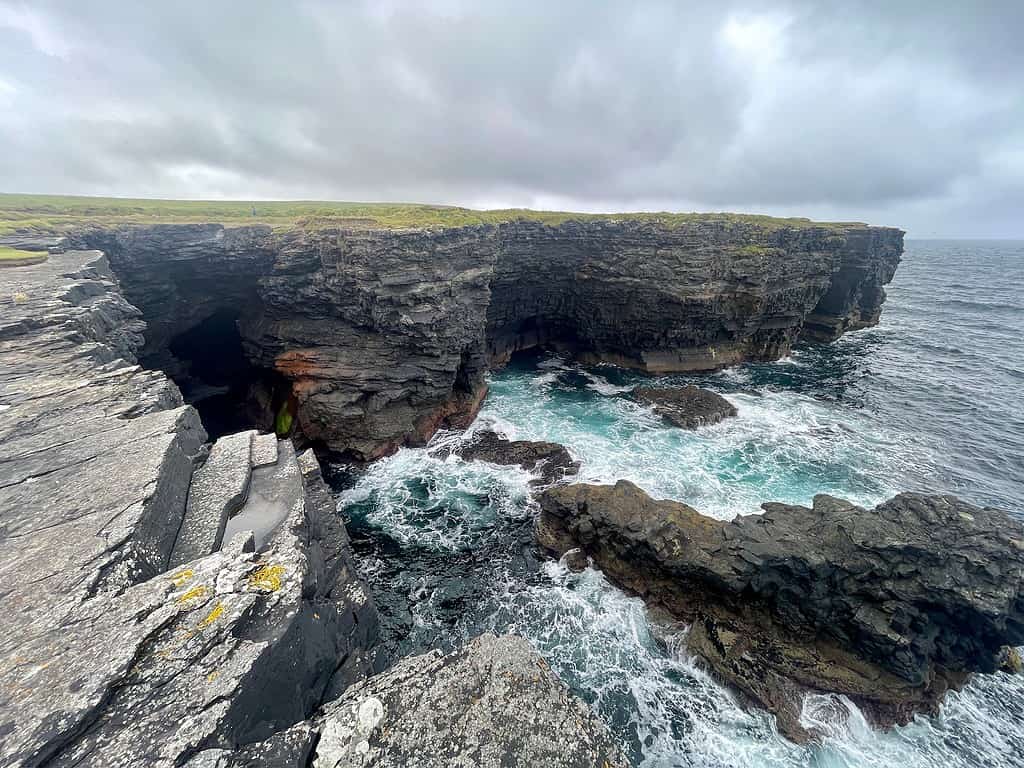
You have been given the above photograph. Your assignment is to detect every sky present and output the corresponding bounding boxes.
[0,1,1021,238]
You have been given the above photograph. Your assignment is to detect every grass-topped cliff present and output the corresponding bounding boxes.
[0,193,866,235]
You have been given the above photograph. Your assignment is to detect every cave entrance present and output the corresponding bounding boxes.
[156,309,286,440]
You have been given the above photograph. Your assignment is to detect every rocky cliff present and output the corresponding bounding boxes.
[0,250,626,768]
[74,217,903,461]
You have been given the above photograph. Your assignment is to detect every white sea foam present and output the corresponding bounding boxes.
[337,352,1016,768]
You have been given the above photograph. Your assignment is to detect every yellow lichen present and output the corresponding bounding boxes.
[248,564,286,593]
[206,670,220,683]
[169,569,194,587]
[13,292,29,303]
[199,602,224,628]
[176,584,208,606]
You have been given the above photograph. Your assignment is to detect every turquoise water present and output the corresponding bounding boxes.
[335,240,1024,767]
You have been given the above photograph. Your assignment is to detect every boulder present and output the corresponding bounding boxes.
[633,386,737,429]
[455,429,580,485]
[538,480,1024,741]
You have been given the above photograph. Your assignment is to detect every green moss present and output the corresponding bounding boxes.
[274,401,294,437]
[0,192,866,236]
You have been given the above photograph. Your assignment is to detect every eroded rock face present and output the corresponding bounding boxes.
[74,218,901,460]
[454,429,580,485]
[309,633,630,768]
[537,481,1024,741]
[633,386,737,429]
[486,220,903,372]
[0,252,379,768]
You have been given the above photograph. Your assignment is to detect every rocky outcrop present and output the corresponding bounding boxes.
[72,217,901,461]
[194,634,629,768]
[486,220,903,372]
[453,429,580,485]
[77,225,494,462]
[537,481,1024,741]
[0,250,637,768]
[0,251,377,767]
[801,226,903,342]
[633,386,737,429]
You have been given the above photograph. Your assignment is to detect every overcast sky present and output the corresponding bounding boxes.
[1,1,1021,237]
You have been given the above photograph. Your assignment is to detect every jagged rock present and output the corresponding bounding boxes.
[0,252,379,768]
[537,480,1024,741]
[185,634,631,768]
[486,220,903,372]
[74,218,902,459]
[309,633,629,768]
[633,386,737,429]
[455,429,580,485]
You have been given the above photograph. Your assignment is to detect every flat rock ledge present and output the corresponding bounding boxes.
[453,429,580,485]
[633,386,737,429]
[537,480,1024,742]
[0,251,631,768]
[187,633,629,768]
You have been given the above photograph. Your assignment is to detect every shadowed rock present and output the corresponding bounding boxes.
[633,386,737,429]
[0,252,379,768]
[73,218,902,459]
[538,480,1024,741]
[455,429,580,485]
[190,634,631,768]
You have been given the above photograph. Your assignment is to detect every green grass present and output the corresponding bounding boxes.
[0,193,867,236]
[0,245,48,266]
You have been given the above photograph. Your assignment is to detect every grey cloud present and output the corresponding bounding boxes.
[0,0,1021,236]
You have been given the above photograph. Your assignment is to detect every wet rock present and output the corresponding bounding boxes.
[998,646,1023,675]
[538,480,1024,741]
[633,385,737,429]
[560,547,590,572]
[456,429,580,485]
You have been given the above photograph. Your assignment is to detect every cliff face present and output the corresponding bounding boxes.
[77,218,902,459]
[0,250,625,768]
[487,220,900,371]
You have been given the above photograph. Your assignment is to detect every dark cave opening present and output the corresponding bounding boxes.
[486,314,586,365]
[147,309,288,441]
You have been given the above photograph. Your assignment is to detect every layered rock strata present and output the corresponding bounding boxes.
[537,481,1024,741]
[73,218,902,460]
[187,634,629,768]
[0,250,633,768]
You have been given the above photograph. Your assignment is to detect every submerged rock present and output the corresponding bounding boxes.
[455,429,580,485]
[633,385,737,429]
[537,480,1024,741]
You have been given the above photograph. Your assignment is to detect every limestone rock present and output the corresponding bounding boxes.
[538,480,1024,741]
[0,252,379,768]
[633,386,737,429]
[73,219,902,460]
[310,633,630,768]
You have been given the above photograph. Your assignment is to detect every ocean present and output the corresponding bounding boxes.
[331,240,1024,768]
